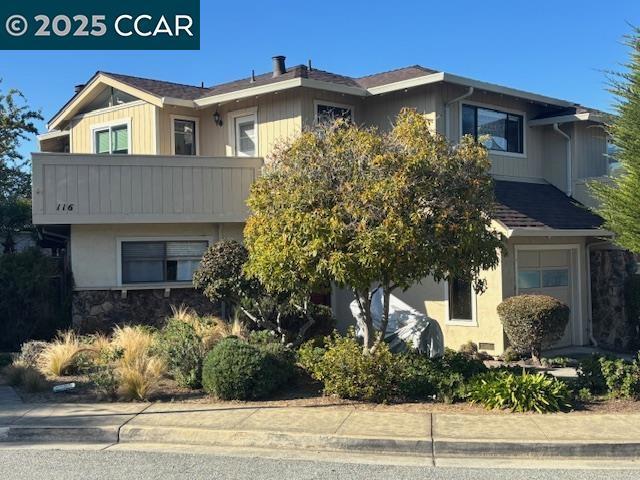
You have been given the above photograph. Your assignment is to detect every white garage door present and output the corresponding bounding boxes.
[516,248,576,348]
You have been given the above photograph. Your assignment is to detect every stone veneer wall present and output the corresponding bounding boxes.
[72,289,220,333]
[590,249,638,351]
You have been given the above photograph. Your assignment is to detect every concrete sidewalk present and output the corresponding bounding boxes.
[2,387,640,459]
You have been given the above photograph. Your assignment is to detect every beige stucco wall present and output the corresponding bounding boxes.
[70,222,244,289]
[332,248,506,354]
[69,101,156,154]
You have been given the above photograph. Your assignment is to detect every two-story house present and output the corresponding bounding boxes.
[34,55,629,353]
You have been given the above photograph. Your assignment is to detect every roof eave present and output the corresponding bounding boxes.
[506,227,612,238]
[528,113,606,127]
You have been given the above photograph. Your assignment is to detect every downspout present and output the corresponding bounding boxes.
[586,240,611,348]
[445,87,474,140]
[553,123,572,196]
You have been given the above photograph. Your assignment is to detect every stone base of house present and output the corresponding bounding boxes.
[72,289,220,333]
[590,249,639,352]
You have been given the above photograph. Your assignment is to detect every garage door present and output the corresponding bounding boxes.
[516,249,574,348]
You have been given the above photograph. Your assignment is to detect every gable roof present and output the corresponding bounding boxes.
[493,180,604,231]
[50,60,605,128]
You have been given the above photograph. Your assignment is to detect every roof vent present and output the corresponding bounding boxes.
[272,56,286,77]
[74,84,84,94]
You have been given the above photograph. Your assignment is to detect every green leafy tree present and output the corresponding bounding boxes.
[591,27,640,252]
[0,81,42,253]
[244,109,504,353]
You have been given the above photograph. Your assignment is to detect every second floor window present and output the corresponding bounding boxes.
[94,124,129,154]
[462,105,524,154]
[234,114,257,156]
[316,102,353,124]
[174,119,197,155]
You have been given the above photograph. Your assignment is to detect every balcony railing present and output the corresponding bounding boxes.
[32,153,263,224]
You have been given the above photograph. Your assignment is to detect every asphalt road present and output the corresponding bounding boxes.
[1,448,640,480]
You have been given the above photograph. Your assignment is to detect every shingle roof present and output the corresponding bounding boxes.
[100,71,208,100]
[355,65,438,88]
[493,180,603,230]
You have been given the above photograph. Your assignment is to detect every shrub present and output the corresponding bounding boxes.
[0,353,13,368]
[3,363,48,392]
[158,318,204,389]
[17,341,49,368]
[0,249,70,351]
[112,325,156,367]
[398,349,487,403]
[202,337,291,400]
[82,346,120,399]
[578,354,640,399]
[468,369,572,413]
[501,347,521,363]
[497,295,570,363]
[459,341,478,359]
[576,354,608,394]
[301,333,400,403]
[38,331,85,377]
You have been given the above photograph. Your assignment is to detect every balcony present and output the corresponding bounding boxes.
[32,153,263,225]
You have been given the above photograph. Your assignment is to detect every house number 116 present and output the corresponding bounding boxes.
[56,203,74,211]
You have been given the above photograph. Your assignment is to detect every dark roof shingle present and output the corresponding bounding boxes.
[493,180,603,230]
[100,71,208,100]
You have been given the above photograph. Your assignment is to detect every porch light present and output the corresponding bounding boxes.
[213,111,223,127]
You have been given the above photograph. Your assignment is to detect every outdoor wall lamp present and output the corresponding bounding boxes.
[213,111,223,127]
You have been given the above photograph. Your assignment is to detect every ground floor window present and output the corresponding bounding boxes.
[447,277,474,322]
[121,240,208,284]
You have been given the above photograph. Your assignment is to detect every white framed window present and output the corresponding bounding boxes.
[117,237,211,286]
[444,277,478,326]
[171,116,199,156]
[91,119,131,155]
[314,100,354,124]
[228,107,258,157]
[461,102,525,157]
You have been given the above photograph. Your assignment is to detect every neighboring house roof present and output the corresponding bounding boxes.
[493,180,604,231]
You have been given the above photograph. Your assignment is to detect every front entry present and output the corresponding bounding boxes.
[515,247,580,348]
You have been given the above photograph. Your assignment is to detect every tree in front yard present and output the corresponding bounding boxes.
[244,108,504,354]
[0,81,42,253]
[592,26,640,253]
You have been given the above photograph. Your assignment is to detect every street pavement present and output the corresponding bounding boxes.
[0,447,639,480]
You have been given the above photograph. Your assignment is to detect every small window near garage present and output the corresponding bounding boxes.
[462,104,524,154]
[121,240,208,284]
[316,102,353,124]
[234,114,257,156]
[448,277,473,322]
[93,123,129,154]
[173,119,197,155]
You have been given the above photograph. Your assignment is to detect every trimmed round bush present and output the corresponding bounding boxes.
[468,369,572,413]
[497,295,569,363]
[201,337,291,400]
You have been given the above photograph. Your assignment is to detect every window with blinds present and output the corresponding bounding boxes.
[93,123,129,154]
[121,240,208,284]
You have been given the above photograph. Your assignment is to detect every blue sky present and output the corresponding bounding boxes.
[2,0,638,158]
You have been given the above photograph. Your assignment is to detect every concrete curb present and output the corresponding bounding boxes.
[0,425,119,444]
[434,439,640,458]
[118,425,431,456]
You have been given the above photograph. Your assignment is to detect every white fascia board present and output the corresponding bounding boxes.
[441,73,575,108]
[507,228,613,238]
[161,97,197,108]
[37,130,70,141]
[300,78,368,97]
[528,113,604,127]
[366,72,445,95]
